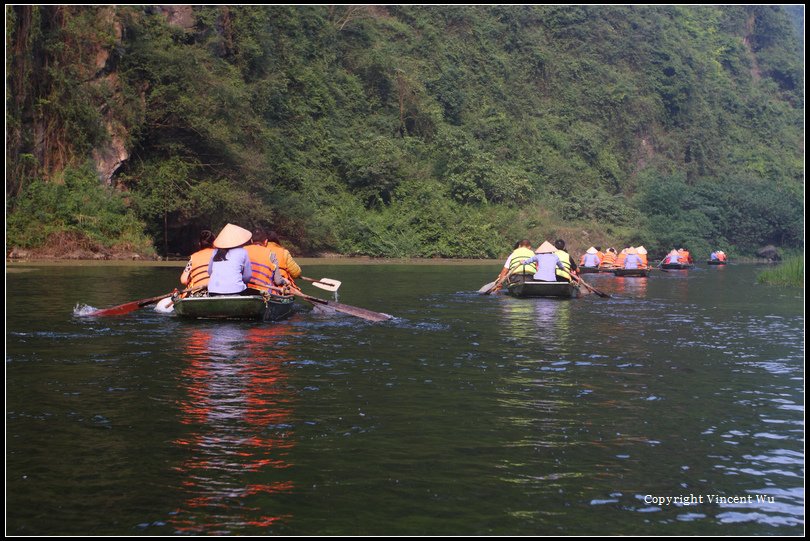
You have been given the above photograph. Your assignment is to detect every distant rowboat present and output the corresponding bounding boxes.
[613,267,649,277]
[661,262,695,270]
[706,260,727,266]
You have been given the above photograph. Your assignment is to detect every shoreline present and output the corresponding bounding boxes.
[5,256,783,267]
[6,256,502,267]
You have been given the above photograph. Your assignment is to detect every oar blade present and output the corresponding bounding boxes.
[477,280,498,294]
[311,278,341,292]
[329,301,393,322]
[292,289,392,322]
[85,300,144,317]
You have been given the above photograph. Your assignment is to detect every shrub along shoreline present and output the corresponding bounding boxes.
[756,256,804,288]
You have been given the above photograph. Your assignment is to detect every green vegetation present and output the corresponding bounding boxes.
[757,256,804,287]
[7,164,154,255]
[6,6,805,258]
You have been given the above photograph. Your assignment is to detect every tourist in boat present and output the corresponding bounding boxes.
[623,247,644,269]
[497,239,537,285]
[206,223,253,296]
[521,241,566,282]
[245,228,286,293]
[717,250,727,262]
[266,230,302,283]
[637,246,649,267]
[677,248,693,264]
[581,247,601,268]
[663,249,680,265]
[553,239,577,282]
[180,230,215,289]
[615,246,630,268]
[600,248,617,269]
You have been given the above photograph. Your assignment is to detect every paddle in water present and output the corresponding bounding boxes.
[291,288,392,322]
[571,274,610,298]
[82,285,205,317]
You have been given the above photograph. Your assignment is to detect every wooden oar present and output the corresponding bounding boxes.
[479,276,507,295]
[291,288,392,322]
[478,278,499,294]
[571,274,610,298]
[85,285,205,317]
[300,276,341,292]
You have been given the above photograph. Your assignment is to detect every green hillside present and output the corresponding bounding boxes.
[6,6,804,259]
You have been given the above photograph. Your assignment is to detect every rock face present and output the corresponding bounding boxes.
[756,245,782,261]
[88,9,132,185]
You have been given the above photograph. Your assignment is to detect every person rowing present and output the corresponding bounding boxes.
[496,239,537,289]
[520,241,567,282]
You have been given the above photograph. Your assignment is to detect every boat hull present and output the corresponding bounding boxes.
[173,294,295,321]
[579,266,601,274]
[661,263,695,270]
[506,280,581,298]
[613,268,649,277]
[706,260,727,265]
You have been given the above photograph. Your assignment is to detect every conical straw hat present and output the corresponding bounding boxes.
[586,247,597,254]
[627,247,638,255]
[637,246,647,255]
[213,223,252,249]
[535,241,557,254]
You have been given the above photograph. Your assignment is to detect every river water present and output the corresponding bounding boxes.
[6,262,804,535]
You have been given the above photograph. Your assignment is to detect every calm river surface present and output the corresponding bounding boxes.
[6,262,804,535]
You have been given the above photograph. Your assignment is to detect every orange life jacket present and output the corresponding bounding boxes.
[244,244,278,292]
[717,253,727,262]
[600,252,617,267]
[267,242,302,281]
[639,254,648,266]
[616,252,627,267]
[180,248,215,288]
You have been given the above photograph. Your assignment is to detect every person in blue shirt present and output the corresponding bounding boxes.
[207,223,253,296]
[521,241,566,282]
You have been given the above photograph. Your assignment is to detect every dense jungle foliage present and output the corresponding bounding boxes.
[6,5,804,258]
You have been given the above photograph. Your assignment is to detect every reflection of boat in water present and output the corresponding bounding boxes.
[505,280,580,299]
[171,324,300,533]
[173,292,295,321]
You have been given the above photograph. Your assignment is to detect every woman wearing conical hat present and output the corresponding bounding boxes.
[664,249,680,265]
[581,246,600,269]
[206,223,254,296]
[623,247,644,269]
[520,241,566,282]
[636,246,648,267]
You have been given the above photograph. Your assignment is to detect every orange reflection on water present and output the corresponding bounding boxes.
[612,276,648,297]
[169,323,302,534]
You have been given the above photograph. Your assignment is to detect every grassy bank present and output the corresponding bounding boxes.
[756,256,804,287]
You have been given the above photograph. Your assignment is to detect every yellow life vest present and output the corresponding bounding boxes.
[554,250,573,281]
[507,247,537,275]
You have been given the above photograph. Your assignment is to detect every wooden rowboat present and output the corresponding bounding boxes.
[172,292,295,321]
[661,262,695,270]
[579,266,601,274]
[706,260,727,265]
[613,268,649,277]
[506,280,581,299]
